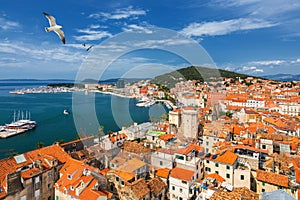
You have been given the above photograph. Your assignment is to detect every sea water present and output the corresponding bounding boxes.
[0,80,159,159]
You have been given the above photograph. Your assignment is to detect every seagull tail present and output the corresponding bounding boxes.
[45,27,50,32]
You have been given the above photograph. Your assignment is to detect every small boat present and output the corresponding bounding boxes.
[63,109,69,115]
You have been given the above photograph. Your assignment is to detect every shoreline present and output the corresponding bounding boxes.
[92,90,136,99]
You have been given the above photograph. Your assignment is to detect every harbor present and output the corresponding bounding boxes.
[9,85,85,94]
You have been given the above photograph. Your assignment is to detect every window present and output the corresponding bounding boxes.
[226,174,230,179]
[35,189,40,197]
[121,181,124,186]
[179,198,183,200]
[215,171,219,174]
[215,163,219,167]
[56,196,59,200]
[241,175,244,180]
[180,188,183,193]
[20,196,26,200]
[226,165,230,170]
[262,189,265,192]
[262,182,265,186]
[172,186,175,190]
[291,189,295,194]
[176,155,184,160]
[206,160,209,164]
[35,176,40,184]
[160,161,163,166]
[116,177,119,182]
[206,142,209,146]
[262,144,266,149]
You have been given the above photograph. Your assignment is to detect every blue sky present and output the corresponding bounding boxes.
[1,0,300,79]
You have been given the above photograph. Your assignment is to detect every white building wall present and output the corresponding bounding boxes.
[180,109,198,138]
[169,177,193,200]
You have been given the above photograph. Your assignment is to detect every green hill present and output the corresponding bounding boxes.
[153,66,250,88]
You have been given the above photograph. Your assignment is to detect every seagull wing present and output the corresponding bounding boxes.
[86,45,94,51]
[43,12,57,26]
[54,29,66,44]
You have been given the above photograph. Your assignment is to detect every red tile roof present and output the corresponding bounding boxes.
[205,173,225,183]
[0,144,70,186]
[256,170,289,187]
[214,150,238,165]
[156,168,170,179]
[170,167,194,181]
[176,144,203,155]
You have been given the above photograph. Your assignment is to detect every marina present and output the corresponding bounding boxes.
[9,86,84,94]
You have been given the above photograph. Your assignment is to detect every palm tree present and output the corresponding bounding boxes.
[36,141,45,149]
[9,152,19,158]
[97,125,105,145]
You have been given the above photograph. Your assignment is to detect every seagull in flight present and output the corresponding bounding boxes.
[43,12,65,44]
[82,43,94,51]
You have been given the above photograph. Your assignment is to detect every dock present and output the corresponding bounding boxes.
[156,100,177,110]
[0,128,26,138]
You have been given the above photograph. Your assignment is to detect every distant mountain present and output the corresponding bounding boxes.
[262,74,300,82]
[153,66,250,88]
[81,78,152,84]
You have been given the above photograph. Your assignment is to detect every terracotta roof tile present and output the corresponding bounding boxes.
[256,170,289,187]
[130,179,150,199]
[147,177,166,196]
[176,144,203,155]
[214,150,238,165]
[0,144,70,190]
[123,141,151,154]
[108,170,135,181]
[159,134,175,142]
[156,168,170,179]
[170,167,194,181]
[204,173,225,183]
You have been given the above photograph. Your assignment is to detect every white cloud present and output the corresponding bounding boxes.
[0,42,84,64]
[238,65,264,73]
[74,27,112,41]
[291,58,300,64]
[211,0,300,17]
[0,17,20,30]
[180,18,277,37]
[249,60,285,65]
[89,6,146,20]
[123,24,153,34]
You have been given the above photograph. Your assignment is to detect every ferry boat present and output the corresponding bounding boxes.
[136,99,156,107]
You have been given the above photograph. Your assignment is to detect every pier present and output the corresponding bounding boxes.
[156,100,177,110]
